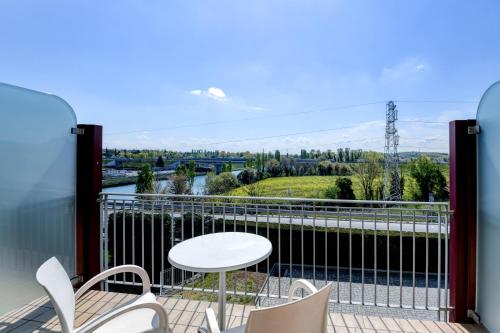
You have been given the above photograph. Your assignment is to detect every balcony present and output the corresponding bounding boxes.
[0,82,495,332]
[2,291,487,332]
[3,193,488,332]
[101,194,451,320]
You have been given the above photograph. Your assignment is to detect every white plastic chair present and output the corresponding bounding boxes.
[36,257,170,333]
[205,280,333,333]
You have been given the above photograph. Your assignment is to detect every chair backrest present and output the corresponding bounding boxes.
[245,282,333,333]
[36,257,75,333]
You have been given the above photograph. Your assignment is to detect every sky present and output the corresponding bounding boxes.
[1,0,500,153]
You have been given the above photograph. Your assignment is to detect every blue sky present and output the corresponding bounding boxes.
[1,0,499,153]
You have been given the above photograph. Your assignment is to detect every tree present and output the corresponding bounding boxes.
[168,174,191,194]
[344,148,351,162]
[237,168,257,185]
[205,172,240,195]
[136,164,154,194]
[318,160,334,176]
[337,148,344,162]
[156,156,165,168]
[274,150,281,161]
[186,161,196,186]
[335,177,355,200]
[351,152,381,200]
[265,159,282,177]
[324,185,340,199]
[280,157,293,176]
[244,182,265,197]
[408,156,448,201]
[324,177,355,200]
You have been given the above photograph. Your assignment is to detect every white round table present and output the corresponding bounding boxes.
[168,232,272,330]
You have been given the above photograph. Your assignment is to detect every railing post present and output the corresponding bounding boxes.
[76,124,103,284]
[449,120,477,323]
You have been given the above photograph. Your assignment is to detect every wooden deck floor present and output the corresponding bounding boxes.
[0,291,488,333]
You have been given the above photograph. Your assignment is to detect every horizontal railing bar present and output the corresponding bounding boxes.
[106,279,451,311]
[101,192,451,321]
[99,192,448,206]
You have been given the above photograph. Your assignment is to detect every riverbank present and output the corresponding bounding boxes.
[102,172,172,188]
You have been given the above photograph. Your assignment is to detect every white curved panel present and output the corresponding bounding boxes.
[476,81,500,332]
[0,83,76,314]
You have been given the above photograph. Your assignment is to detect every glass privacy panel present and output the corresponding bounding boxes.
[477,81,500,332]
[0,83,76,314]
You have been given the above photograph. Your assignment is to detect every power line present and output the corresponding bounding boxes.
[106,101,385,136]
[399,120,448,124]
[105,99,472,136]
[166,124,366,150]
[395,99,477,104]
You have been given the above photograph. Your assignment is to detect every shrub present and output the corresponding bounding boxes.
[318,160,334,175]
[265,159,282,177]
[206,172,240,195]
[323,177,355,200]
[136,164,154,193]
[335,177,355,200]
[237,168,257,185]
[324,185,340,199]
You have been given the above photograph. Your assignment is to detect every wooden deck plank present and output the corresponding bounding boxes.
[0,291,488,333]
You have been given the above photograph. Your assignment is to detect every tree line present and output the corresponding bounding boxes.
[135,151,448,203]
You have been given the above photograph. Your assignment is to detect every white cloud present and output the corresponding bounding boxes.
[190,87,227,101]
[381,58,428,83]
[414,64,426,71]
[189,86,267,112]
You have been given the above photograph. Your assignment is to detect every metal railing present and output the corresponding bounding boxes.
[100,192,451,320]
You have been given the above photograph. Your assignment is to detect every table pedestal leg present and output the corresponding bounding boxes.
[218,271,226,330]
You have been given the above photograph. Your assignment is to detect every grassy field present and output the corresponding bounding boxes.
[229,165,449,200]
[229,176,342,198]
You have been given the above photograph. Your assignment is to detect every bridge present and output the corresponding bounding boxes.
[166,157,246,174]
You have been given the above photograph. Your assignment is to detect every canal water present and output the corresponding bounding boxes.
[103,171,240,198]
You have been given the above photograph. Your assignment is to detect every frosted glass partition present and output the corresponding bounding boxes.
[0,83,76,314]
[476,81,500,332]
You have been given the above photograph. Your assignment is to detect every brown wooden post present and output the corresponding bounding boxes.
[449,119,477,323]
[76,124,103,283]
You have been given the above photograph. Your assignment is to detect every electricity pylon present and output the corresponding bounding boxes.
[383,101,402,201]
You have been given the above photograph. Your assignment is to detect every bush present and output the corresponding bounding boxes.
[324,185,340,199]
[243,182,265,197]
[318,160,334,176]
[408,156,448,201]
[323,177,355,200]
[168,174,191,194]
[335,177,355,200]
[265,159,282,177]
[237,168,257,185]
[136,164,154,193]
[206,172,240,195]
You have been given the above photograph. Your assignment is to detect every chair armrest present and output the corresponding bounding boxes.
[75,265,151,300]
[205,308,221,333]
[75,300,169,333]
[287,279,318,303]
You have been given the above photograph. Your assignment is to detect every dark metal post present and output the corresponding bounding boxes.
[449,120,477,323]
[76,124,103,283]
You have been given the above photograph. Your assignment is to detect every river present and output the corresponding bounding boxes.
[103,171,240,198]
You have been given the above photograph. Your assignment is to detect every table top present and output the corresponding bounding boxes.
[168,232,272,273]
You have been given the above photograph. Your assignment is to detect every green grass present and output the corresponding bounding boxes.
[228,164,450,201]
[229,176,340,198]
[176,271,266,304]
